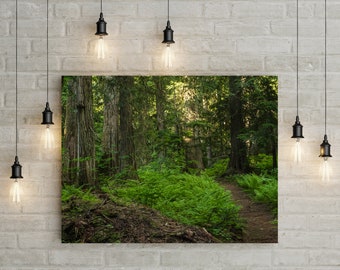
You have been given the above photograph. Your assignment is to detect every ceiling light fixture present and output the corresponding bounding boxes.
[162,0,175,69]
[291,0,304,163]
[10,0,23,204]
[319,0,332,182]
[95,0,108,59]
[41,0,54,149]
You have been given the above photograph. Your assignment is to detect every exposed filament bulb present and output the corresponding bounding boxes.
[10,179,21,204]
[294,138,302,163]
[164,44,173,69]
[43,124,55,149]
[97,36,105,59]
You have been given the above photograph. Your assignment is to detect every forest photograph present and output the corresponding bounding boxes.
[61,75,278,243]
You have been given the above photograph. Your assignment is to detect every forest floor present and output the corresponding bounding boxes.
[62,194,220,243]
[219,179,278,243]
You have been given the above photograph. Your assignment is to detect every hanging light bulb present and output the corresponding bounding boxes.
[41,102,55,149]
[162,0,175,69]
[95,0,108,60]
[292,116,303,163]
[10,0,24,204]
[319,135,332,182]
[10,179,21,203]
[41,124,55,149]
[291,0,304,164]
[10,156,23,204]
[319,0,332,183]
[97,36,105,59]
[41,0,54,144]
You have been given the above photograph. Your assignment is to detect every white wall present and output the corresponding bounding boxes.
[1,0,340,268]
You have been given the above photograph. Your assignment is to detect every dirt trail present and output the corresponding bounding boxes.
[220,180,277,243]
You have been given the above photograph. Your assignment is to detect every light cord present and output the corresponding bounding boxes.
[101,0,103,13]
[324,0,327,134]
[167,0,170,21]
[296,0,299,116]
[46,0,49,102]
[15,0,18,155]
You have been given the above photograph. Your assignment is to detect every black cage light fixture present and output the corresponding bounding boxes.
[95,0,108,59]
[162,0,175,68]
[41,0,54,150]
[10,0,23,203]
[319,0,332,182]
[291,0,304,163]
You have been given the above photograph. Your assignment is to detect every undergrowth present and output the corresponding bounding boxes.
[103,164,243,241]
[235,174,277,216]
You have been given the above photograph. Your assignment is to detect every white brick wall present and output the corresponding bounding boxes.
[0,0,339,269]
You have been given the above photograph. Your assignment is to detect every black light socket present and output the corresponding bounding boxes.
[162,20,175,44]
[10,156,23,179]
[291,115,304,138]
[320,134,332,158]
[41,102,54,125]
[95,12,108,36]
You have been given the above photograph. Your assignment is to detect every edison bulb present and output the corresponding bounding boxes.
[10,179,21,203]
[163,44,173,69]
[97,36,105,59]
[320,158,331,183]
[293,138,302,163]
[42,124,55,149]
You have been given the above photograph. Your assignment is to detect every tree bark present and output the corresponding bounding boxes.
[102,77,120,174]
[63,76,96,186]
[118,76,137,177]
[227,76,249,174]
[155,77,166,159]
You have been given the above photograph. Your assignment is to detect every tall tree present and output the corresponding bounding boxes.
[227,76,249,174]
[155,77,166,159]
[118,76,137,176]
[63,77,96,186]
[101,77,120,174]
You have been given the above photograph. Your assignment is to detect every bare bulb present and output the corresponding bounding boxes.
[97,36,105,59]
[42,125,55,149]
[10,179,21,203]
[320,158,331,183]
[293,138,302,163]
[163,44,173,69]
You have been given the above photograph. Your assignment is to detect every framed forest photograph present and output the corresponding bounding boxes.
[61,75,278,243]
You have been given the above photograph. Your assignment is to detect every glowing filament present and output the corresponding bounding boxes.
[294,138,301,163]
[164,44,173,69]
[321,158,331,183]
[10,180,21,203]
[97,36,105,59]
[43,125,55,149]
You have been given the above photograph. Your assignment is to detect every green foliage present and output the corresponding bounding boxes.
[249,154,274,175]
[202,158,229,179]
[236,174,277,215]
[106,166,242,241]
[62,184,101,204]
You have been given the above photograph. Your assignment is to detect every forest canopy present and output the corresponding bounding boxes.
[62,75,277,184]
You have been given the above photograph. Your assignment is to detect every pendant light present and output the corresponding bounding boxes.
[10,0,23,204]
[319,0,332,182]
[291,0,304,163]
[162,0,175,69]
[95,0,108,59]
[41,0,55,149]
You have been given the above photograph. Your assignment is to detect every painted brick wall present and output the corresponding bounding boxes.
[1,0,340,269]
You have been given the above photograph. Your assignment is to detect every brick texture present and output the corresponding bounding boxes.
[0,0,340,269]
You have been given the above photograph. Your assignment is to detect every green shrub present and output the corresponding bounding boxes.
[107,166,242,241]
[62,184,100,204]
[249,154,274,175]
[203,158,229,179]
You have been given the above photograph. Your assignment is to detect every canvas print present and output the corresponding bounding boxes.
[61,76,278,243]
